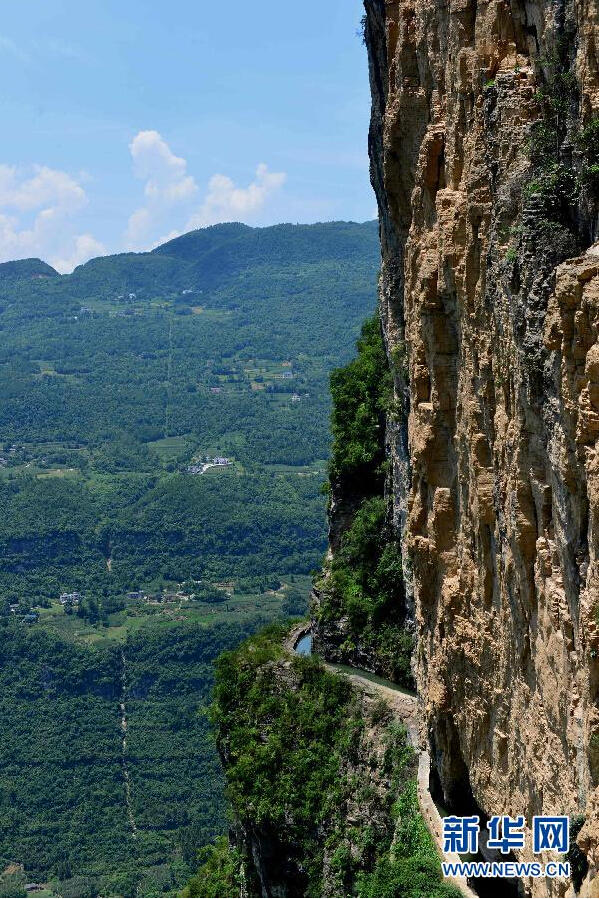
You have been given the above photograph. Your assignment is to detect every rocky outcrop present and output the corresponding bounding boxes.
[229,674,407,898]
[211,627,450,898]
[363,0,599,894]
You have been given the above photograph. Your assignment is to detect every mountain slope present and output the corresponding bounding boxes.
[0,258,58,280]
[0,220,379,896]
[0,219,379,605]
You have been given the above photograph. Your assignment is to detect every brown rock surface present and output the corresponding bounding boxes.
[363,0,599,893]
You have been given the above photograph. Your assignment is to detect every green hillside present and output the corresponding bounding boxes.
[0,220,379,896]
[0,616,269,897]
[0,219,379,611]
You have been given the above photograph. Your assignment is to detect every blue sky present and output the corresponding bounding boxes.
[0,0,374,271]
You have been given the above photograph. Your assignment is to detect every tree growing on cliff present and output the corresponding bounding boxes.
[329,314,392,495]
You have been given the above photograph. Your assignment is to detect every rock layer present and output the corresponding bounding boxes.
[363,0,599,893]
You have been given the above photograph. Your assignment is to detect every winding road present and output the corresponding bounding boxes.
[287,625,476,899]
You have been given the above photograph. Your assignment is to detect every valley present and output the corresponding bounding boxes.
[0,220,378,897]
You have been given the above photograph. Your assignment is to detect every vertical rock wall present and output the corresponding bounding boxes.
[363,0,599,892]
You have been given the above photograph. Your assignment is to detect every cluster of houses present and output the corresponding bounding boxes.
[0,444,20,466]
[127,589,181,602]
[6,602,39,624]
[59,592,81,605]
[3,602,40,624]
[147,591,185,603]
[140,589,195,604]
[125,588,193,604]
[187,456,232,475]
[113,308,142,318]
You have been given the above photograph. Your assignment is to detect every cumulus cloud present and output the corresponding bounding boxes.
[1,133,287,271]
[130,130,197,204]
[51,234,106,274]
[125,130,286,249]
[186,163,287,230]
[0,164,86,213]
[0,164,104,273]
[125,130,198,249]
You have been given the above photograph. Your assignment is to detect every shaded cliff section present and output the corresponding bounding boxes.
[362,0,599,894]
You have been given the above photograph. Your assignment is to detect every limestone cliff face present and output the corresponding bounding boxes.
[363,0,599,893]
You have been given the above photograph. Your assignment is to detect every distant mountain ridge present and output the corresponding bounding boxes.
[1,220,379,290]
[152,220,379,267]
[0,220,376,296]
[69,220,379,294]
[0,258,59,280]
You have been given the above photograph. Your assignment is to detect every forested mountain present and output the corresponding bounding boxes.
[0,220,379,897]
[0,220,378,608]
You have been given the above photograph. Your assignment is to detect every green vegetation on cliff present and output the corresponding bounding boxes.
[316,314,414,686]
[184,627,455,898]
[500,36,599,263]
[212,624,360,895]
[325,497,413,685]
[356,779,461,898]
[329,315,392,493]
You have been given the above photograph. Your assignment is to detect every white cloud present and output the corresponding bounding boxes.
[187,163,287,230]
[35,37,87,63]
[0,133,288,272]
[0,35,30,64]
[125,130,286,250]
[130,130,197,203]
[1,33,86,64]
[125,130,198,249]
[125,207,152,246]
[51,234,106,274]
[0,164,86,213]
[0,164,104,273]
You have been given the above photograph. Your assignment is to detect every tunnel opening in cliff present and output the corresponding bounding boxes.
[429,719,522,897]
[429,713,478,816]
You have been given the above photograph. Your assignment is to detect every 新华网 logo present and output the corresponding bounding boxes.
[440,814,572,880]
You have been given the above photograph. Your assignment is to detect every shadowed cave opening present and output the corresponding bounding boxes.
[429,722,522,897]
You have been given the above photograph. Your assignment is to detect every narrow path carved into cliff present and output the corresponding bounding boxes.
[325,664,475,897]
[287,625,476,898]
